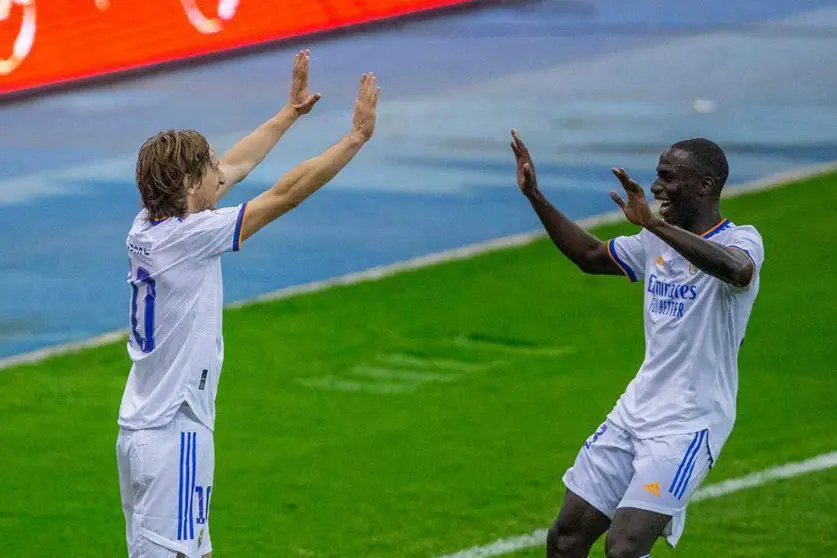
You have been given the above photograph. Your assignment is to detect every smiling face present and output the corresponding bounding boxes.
[651,148,726,229]
[650,138,730,230]
[650,148,706,226]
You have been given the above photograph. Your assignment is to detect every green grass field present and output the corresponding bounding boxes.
[1,172,836,557]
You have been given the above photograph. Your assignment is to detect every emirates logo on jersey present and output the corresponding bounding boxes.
[647,274,699,318]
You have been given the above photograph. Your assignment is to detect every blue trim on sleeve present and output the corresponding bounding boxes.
[233,203,247,252]
[607,239,638,282]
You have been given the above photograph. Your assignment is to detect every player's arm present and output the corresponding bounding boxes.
[510,130,622,275]
[239,73,379,243]
[217,50,322,199]
[610,168,754,287]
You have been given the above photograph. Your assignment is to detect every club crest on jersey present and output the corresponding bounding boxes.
[654,255,670,271]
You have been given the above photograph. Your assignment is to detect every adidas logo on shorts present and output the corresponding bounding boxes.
[643,482,661,497]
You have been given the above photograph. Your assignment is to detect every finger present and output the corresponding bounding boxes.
[610,191,626,209]
[613,168,643,194]
[510,141,520,158]
[366,74,377,100]
[298,93,321,110]
[512,131,531,159]
[364,76,377,105]
[611,168,633,192]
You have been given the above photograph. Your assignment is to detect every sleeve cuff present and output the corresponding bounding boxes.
[607,239,638,283]
[233,202,247,252]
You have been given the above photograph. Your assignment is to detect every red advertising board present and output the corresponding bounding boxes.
[0,0,473,95]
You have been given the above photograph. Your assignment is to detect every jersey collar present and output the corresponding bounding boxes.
[701,218,731,239]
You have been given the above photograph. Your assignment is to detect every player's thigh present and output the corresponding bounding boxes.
[561,420,635,520]
[552,420,634,553]
[549,488,611,552]
[165,408,215,554]
[126,408,215,557]
[614,429,713,550]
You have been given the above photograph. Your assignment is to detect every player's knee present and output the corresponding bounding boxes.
[604,532,642,558]
[546,520,585,558]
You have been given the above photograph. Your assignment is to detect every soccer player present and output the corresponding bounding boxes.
[510,131,763,558]
[116,51,380,558]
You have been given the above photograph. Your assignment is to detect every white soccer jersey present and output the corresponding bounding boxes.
[605,219,764,459]
[118,204,247,432]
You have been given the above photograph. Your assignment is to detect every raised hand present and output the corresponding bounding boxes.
[510,130,539,198]
[610,168,657,228]
[351,73,380,142]
[288,49,321,115]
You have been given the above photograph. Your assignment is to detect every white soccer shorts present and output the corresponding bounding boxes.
[562,419,714,547]
[117,404,214,558]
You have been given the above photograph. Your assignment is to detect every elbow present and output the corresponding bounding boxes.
[574,250,602,275]
[576,259,596,274]
[730,265,753,288]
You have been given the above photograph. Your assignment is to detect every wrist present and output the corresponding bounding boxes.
[278,104,302,122]
[345,131,369,147]
[525,186,545,204]
[644,215,665,232]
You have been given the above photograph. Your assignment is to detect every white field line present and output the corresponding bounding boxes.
[381,354,491,372]
[435,450,837,558]
[295,376,416,394]
[1,161,835,371]
[351,366,461,383]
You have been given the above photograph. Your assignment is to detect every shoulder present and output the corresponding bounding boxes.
[719,222,763,244]
[128,210,149,233]
[182,206,242,228]
[637,227,661,248]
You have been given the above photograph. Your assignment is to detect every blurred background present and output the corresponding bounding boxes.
[2,2,837,557]
[2,0,837,358]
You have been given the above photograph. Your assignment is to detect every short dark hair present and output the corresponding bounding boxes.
[670,138,729,194]
[136,130,212,221]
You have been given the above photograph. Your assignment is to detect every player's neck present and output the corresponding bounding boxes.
[186,196,202,216]
[683,210,724,236]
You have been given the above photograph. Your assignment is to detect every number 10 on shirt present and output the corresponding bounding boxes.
[130,267,156,353]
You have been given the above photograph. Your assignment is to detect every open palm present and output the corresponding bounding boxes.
[289,50,321,115]
[610,168,656,228]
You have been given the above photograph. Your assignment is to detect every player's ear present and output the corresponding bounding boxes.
[698,176,715,197]
[183,175,196,193]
